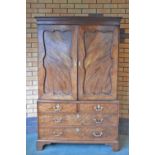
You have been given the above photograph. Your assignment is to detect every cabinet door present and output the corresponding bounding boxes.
[78,26,119,100]
[38,25,78,100]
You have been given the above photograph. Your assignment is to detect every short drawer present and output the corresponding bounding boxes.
[79,103,118,114]
[38,113,118,127]
[39,126,118,141]
[38,103,77,113]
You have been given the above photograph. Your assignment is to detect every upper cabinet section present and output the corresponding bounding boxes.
[36,17,120,100]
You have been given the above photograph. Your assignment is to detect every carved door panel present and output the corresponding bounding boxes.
[38,25,78,100]
[78,26,119,100]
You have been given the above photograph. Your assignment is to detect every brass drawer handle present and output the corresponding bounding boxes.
[92,131,103,137]
[52,131,63,137]
[93,118,103,124]
[53,117,63,123]
[94,104,103,112]
[53,104,62,112]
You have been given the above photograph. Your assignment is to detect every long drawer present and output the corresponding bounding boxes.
[38,113,118,127]
[38,126,118,141]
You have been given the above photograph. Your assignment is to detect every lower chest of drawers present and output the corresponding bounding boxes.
[37,101,119,141]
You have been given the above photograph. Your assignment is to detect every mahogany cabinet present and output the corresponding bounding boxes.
[36,16,120,151]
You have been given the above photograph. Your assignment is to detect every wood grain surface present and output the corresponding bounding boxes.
[38,25,78,100]
[38,126,118,141]
[38,113,118,127]
[78,26,119,100]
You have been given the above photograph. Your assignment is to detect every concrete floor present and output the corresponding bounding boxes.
[26,133,129,155]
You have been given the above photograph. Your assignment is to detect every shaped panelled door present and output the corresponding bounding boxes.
[78,26,119,100]
[38,25,78,100]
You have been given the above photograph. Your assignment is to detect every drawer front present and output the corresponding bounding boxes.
[79,103,118,114]
[81,114,118,126]
[38,103,77,113]
[39,126,118,141]
[38,113,118,127]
